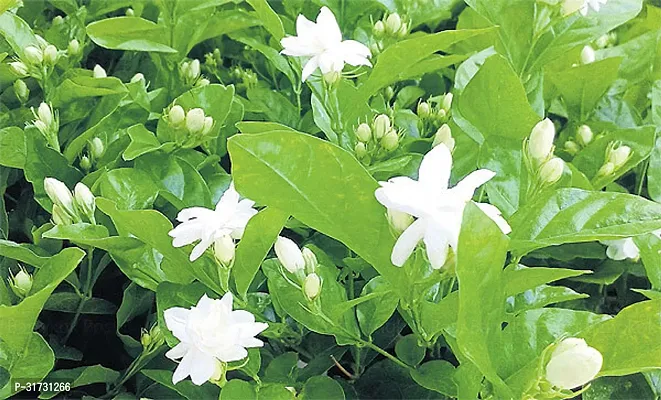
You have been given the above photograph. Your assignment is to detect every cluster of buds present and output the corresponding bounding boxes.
[525,118,565,186]
[10,35,59,79]
[29,102,60,150]
[564,124,594,156]
[275,236,321,301]
[353,114,401,164]
[204,48,222,70]
[79,137,105,172]
[165,105,214,148]
[140,324,165,354]
[230,66,258,90]
[596,141,632,178]
[8,266,33,299]
[595,32,617,49]
[44,177,96,225]
[372,13,409,54]
[180,59,203,86]
[417,93,453,135]
[13,79,29,104]
[432,124,455,151]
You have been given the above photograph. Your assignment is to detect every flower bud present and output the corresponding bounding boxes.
[577,125,593,147]
[381,129,399,151]
[89,137,105,160]
[387,208,413,233]
[35,35,48,48]
[580,45,596,64]
[373,20,385,37]
[196,78,210,87]
[93,64,107,78]
[43,45,58,65]
[201,116,214,135]
[9,268,32,298]
[275,236,305,274]
[564,140,580,155]
[10,61,29,77]
[130,73,145,83]
[355,123,372,142]
[597,161,615,177]
[33,120,48,136]
[302,247,318,274]
[52,204,73,225]
[303,273,321,301]
[13,79,29,103]
[385,13,402,35]
[545,338,602,390]
[417,102,431,118]
[52,15,64,25]
[185,108,206,134]
[38,102,53,126]
[528,118,555,162]
[67,39,80,56]
[561,0,585,15]
[432,124,454,150]
[125,7,135,16]
[436,108,447,119]
[539,157,564,185]
[168,105,185,126]
[608,145,631,168]
[213,235,235,265]
[595,34,609,49]
[384,86,395,100]
[44,177,76,217]
[24,46,43,65]
[323,70,341,86]
[373,114,390,139]
[355,142,367,158]
[80,155,91,171]
[74,182,96,222]
[441,93,453,112]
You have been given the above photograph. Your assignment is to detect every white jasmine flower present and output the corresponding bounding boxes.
[600,230,661,261]
[280,6,372,81]
[169,182,257,261]
[545,338,602,390]
[375,144,511,269]
[164,293,268,385]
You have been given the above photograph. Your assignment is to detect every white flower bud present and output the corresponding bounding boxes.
[355,142,367,158]
[432,124,454,150]
[93,64,107,78]
[201,116,214,135]
[356,123,372,142]
[168,105,185,126]
[74,182,96,222]
[387,208,413,233]
[580,45,596,64]
[185,108,206,134]
[303,273,321,300]
[528,118,555,162]
[24,46,43,65]
[43,45,58,65]
[130,73,145,83]
[89,137,105,159]
[38,102,53,126]
[441,93,453,112]
[196,78,210,87]
[10,61,29,77]
[417,102,431,118]
[125,7,135,16]
[323,70,341,86]
[595,34,609,48]
[44,177,75,217]
[275,236,305,274]
[80,155,91,171]
[52,15,64,25]
[564,140,580,155]
[437,108,447,119]
[13,79,29,103]
[373,114,390,139]
[302,247,318,273]
[213,235,235,265]
[52,204,72,225]
[9,268,33,298]
[577,125,593,146]
[35,35,48,48]
[381,129,399,151]
[385,13,402,35]
[597,161,615,177]
[33,120,48,135]
[398,22,409,37]
[545,338,602,390]
[373,20,385,37]
[539,157,564,185]
[67,39,80,56]
[608,145,631,168]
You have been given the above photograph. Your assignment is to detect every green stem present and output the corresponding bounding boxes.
[361,340,411,370]
[63,247,94,343]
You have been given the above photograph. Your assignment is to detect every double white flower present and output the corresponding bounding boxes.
[164,293,268,385]
[375,144,510,269]
[545,338,602,390]
[600,229,661,261]
[168,183,257,262]
[280,7,372,81]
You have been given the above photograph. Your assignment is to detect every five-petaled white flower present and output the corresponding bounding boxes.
[169,182,257,261]
[280,6,372,82]
[164,293,268,385]
[600,229,661,261]
[375,144,511,269]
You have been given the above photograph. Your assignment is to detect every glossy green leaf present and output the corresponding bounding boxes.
[0,127,25,169]
[142,369,219,400]
[633,233,661,290]
[246,0,284,40]
[300,376,345,400]
[410,360,457,397]
[395,335,426,367]
[221,379,257,400]
[39,365,120,399]
[356,276,399,338]
[503,264,589,296]
[96,168,159,210]
[86,17,177,53]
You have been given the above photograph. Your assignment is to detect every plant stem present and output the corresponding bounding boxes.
[361,340,411,370]
[63,247,94,343]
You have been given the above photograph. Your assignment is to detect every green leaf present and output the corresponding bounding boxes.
[86,17,177,53]
[394,335,426,367]
[0,12,39,57]
[142,369,219,400]
[51,76,128,107]
[547,57,622,121]
[410,360,457,397]
[510,188,661,256]
[122,124,172,161]
[633,233,661,290]
[354,360,439,399]
[356,276,399,338]
[228,130,407,295]
[0,333,54,399]
[116,282,153,353]
[96,168,159,210]
[39,365,120,399]
[507,284,588,314]
[300,376,345,400]
[456,203,511,397]
[503,264,589,296]
[584,299,661,377]
[457,54,540,142]
[584,375,656,400]
[44,292,117,314]
[232,207,288,298]
[0,240,49,267]
[0,127,25,169]
[246,0,284,40]
[419,292,459,342]
[221,379,257,400]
